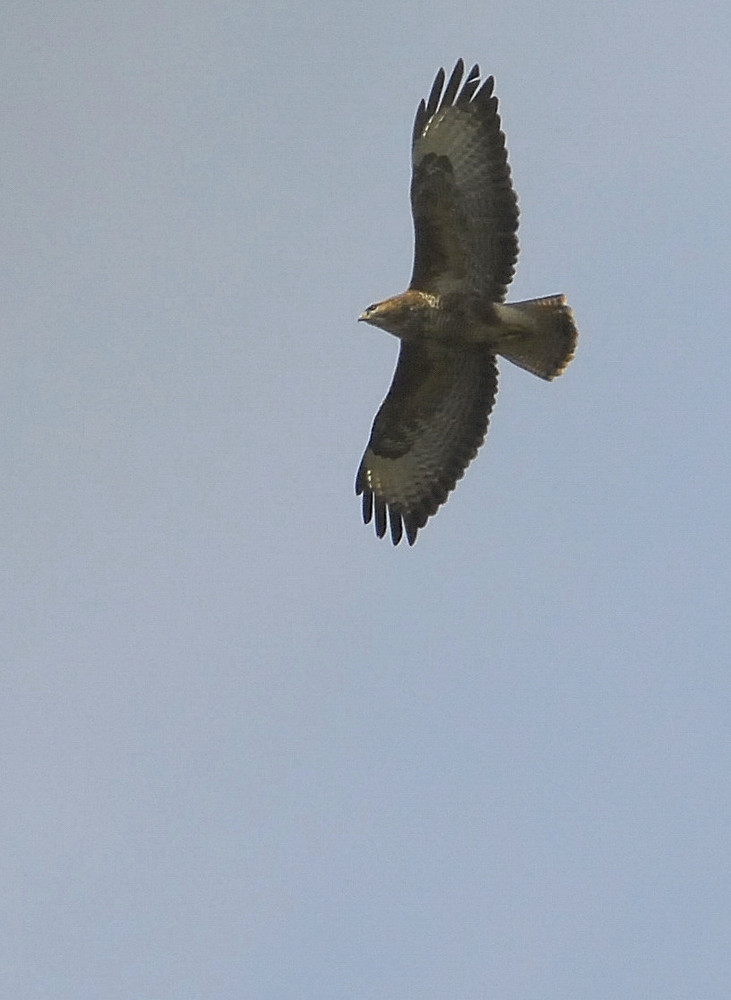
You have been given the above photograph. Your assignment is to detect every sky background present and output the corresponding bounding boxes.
[2,2,730,998]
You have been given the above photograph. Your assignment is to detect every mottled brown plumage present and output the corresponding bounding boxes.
[356,61,578,545]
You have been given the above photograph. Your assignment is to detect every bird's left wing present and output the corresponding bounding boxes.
[409,60,519,302]
[356,340,498,545]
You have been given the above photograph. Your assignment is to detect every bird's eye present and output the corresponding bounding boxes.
[366,304,377,314]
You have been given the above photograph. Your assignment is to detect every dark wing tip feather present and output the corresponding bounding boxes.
[475,74,495,102]
[425,67,446,118]
[456,65,481,105]
[412,98,427,144]
[440,59,464,110]
[414,65,447,140]
[404,518,419,546]
[361,489,372,526]
[388,508,403,546]
[374,498,387,539]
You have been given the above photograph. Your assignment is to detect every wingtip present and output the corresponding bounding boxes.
[389,508,403,546]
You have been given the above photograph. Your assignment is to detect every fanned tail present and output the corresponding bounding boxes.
[494,295,578,380]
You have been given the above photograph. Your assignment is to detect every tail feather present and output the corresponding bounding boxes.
[494,295,578,380]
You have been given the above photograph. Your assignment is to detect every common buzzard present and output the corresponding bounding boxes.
[356,60,577,545]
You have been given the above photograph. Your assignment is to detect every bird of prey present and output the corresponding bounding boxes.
[356,60,577,545]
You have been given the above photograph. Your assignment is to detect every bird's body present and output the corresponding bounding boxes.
[356,61,578,545]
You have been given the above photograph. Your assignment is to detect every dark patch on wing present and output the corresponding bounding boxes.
[363,343,435,459]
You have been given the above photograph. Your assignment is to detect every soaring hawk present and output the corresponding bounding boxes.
[356,60,577,545]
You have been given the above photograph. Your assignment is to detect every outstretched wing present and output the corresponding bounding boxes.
[410,60,519,302]
[356,341,498,545]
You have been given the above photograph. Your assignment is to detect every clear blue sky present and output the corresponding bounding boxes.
[2,2,730,997]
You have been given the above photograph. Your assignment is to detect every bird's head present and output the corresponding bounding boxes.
[358,299,394,330]
[358,291,432,336]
